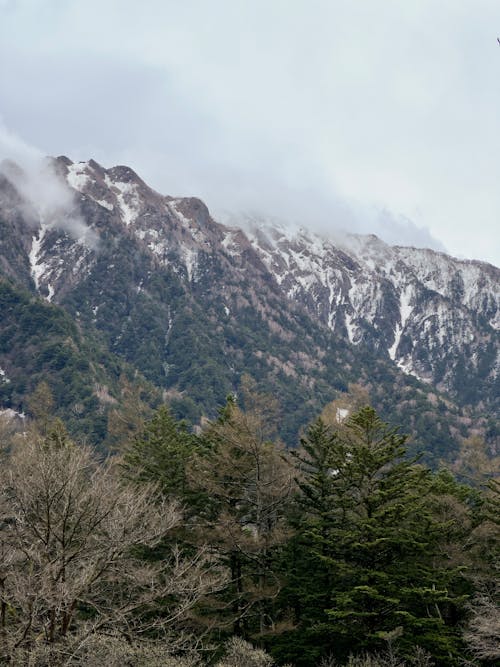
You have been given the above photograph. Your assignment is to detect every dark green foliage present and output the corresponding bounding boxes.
[35,209,477,460]
[2,383,495,666]
[1,213,490,461]
[123,405,200,502]
[274,409,468,666]
[0,278,155,446]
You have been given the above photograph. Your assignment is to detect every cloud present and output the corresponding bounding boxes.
[0,121,98,247]
[366,210,446,252]
[0,2,498,265]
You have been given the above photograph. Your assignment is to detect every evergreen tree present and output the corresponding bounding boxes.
[276,408,467,666]
[123,405,199,501]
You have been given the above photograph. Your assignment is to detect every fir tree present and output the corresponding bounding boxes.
[278,408,467,666]
[123,405,199,501]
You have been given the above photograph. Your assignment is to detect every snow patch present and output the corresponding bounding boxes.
[29,223,49,291]
[148,240,169,259]
[168,200,192,228]
[182,246,198,282]
[95,199,114,211]
[66,162,91,192]
[389,284,413,361]
[395,356,429,384]
[0,408,25,420]
[396,358,414,376]
[106,176,140,226]
[169,201,208,245]
[222,230,241,257]
[345,312,357,344]
[336,407,349,422]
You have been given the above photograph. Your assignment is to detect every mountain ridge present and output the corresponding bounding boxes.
[0,156,498,459]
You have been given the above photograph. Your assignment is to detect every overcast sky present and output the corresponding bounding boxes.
[1,0,499,266]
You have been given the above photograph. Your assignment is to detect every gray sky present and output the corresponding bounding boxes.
[1,0,499,266]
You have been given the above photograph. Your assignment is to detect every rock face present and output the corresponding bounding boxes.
[0,156,498,456]
[242,219,499,409]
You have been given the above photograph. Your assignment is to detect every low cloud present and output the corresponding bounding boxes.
[1,2,499,265]
[212,177,444,254]
[0,121,98,247]
[368,209,446,252]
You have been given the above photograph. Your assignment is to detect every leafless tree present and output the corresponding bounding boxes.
[318,647,433,667]
[463,582,500,663]
[214,636,292,667]
[8,630,202,666]
[0,429,224,663]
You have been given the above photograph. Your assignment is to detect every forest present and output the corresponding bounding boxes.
[0,378,498,666]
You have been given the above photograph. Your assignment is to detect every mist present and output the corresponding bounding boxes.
[0,122,98,248]
[1,1,499,264]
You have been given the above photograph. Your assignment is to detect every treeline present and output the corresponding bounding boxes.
[0,379,498,666]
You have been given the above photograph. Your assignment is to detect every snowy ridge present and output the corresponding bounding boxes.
[14,156,497,401]
[244,219,499,389]
[62,160,214,284]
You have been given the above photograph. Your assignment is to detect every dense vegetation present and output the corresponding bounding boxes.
[1,382,498,666]
[0,277,160,447]
[2,272,491,468]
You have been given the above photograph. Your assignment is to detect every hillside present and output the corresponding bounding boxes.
[0,157,498,460]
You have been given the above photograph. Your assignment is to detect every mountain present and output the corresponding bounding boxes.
[0,156,498,460]
[0,276,159,446]
[242,217,499,411]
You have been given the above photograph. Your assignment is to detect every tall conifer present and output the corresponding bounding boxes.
[280,408,467,665]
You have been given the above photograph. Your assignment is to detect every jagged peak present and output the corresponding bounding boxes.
[55,155,73,167]
[106,164,145,186]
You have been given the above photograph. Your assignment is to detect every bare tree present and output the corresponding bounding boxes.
[215,636,275,667]
[463,582,500,663]
[0,428,223,663]
[8,631,201,667]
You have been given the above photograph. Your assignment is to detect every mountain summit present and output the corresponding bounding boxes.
[0,157,498,458]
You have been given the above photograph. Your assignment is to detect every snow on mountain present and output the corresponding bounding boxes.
[1,156,497,411]
[58,160,500,397]
[242,217,499,393]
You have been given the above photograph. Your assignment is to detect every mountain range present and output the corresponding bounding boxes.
[0,156,498,461]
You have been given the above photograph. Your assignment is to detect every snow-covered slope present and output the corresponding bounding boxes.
[241,218,499,398]
[1,157,498,416]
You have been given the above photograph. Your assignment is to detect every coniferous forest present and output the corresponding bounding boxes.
[1,379,498,666]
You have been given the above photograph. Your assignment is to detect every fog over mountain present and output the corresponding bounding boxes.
[0,155,497,459]
[0,124,98,246]
[1,1,499,265]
